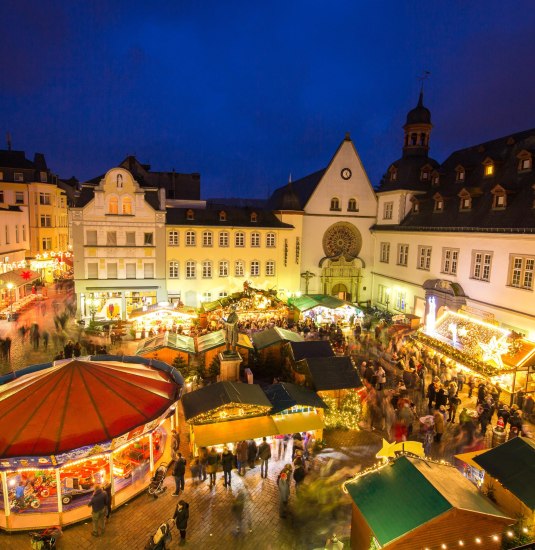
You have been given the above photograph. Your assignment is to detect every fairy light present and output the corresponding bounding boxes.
[458,541,464,546]
[507,531,514,537]
[475,537,481,544]
[492,535,499,541]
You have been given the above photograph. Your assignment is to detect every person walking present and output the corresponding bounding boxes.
[433,407,445,443]
[172,452,186,496]
[247,439,257,469]
[257,437,271,478]
[292,451,306,493]
[198,446,208,481]
[206,447,219,487]
[42,330,49,351]
[87,484,108,537]
[171,429,181,460]
[173,500,189,545]
[277,470,291,518]
[221,446,234,487]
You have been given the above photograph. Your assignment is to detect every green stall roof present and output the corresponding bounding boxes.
[288,294,360,312]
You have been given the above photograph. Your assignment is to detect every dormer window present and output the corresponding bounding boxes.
[420,164,432,182]
[330,197,341,211]
[455,166,465,182]
[491,185,507,209]
[483,157,494,177]
[459,189,472,211]
[413,201,420,213]
[219,211,227,222]
[517,150,532,172]
[389,166,397,182]
[433,193,444,212]
[186,209,194,221]
[431,171,440,186]
[250,212,258,223]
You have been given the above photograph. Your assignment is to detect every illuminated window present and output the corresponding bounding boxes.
[250,212,258,222]
[234,260,244,277]
[412,201,420,213]
[485,164,494,176]
[389,166,397,181]
[456,166,465,182]
[122,196,132,214]
[219,211,227,221]
[434,196,444,212]
[186,209,194,220]
[460,196,472,210]
[520,157,532,171]
[108,196,118,214]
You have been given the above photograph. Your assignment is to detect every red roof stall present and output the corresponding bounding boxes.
[0,356,183,532]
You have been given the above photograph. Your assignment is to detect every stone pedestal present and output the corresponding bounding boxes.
[218,351,242,382]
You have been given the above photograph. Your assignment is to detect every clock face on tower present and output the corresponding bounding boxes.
[341,168,352,180]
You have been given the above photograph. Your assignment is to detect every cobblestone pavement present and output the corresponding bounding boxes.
[0,430,381,550]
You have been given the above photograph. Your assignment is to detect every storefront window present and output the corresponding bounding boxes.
[6,470,58,514]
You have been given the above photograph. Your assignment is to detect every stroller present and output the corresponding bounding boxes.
[144,519,174,550]
[148,462,168,498]
[29,526,62,550]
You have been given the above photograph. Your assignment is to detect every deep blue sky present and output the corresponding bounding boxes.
[1,1,535,199]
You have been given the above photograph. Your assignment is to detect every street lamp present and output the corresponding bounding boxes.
[385,288,391,312]
[6,282,14,321]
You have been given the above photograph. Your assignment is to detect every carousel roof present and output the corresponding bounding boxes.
[0,358,181,458]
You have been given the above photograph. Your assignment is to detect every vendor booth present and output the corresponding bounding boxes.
[0,356,183,531]
[196,329,254,371]
[0,269,41,319]
[182,381,325,456]
[288,294,361,327]
[136,332,196,366]
[415,309,535,405]
[129,303,198,336]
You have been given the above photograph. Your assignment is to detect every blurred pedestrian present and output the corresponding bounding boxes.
[257,437,271,478]
[221,446,234,487]
[277,471,290,518]
[247,439,257,469]
[206,447,219,487]
[173,500,189,544]
[42,330,49,351]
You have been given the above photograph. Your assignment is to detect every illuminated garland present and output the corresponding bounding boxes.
[190,403,271,425]
[413,332,515,377]
[323,391,362,430]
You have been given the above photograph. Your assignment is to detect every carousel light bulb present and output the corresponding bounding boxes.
[441,544,447,549]
[475,538,481,544]
[492,535,499,541]
[458,541,464,546]
[507,531,514,537]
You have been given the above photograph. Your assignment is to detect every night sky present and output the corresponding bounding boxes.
[2,1,535,199]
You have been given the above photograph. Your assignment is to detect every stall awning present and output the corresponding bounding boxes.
[192,416,278,447]
[272,412,324,434]
[454,450,487,469]
[288,294,360,312]
[0,268,40,288]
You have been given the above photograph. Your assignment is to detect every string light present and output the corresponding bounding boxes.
[323,391,362,430]
[475,538,481,544]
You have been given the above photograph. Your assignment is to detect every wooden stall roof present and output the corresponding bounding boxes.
[288,340,335,361]
[182,381,272,422]
[303,356,363,391]
[196,329,253,353]
[251,327,304,350]
[345,456,510,547]
[473,437,535,509]
[192,416,278,447]
[288,294,360,312]
[264,382,327,414]
[136,332,196,355]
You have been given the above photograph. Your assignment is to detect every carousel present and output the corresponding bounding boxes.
[0,356,183,531]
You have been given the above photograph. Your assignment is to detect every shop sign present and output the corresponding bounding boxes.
[0,455,54,471]
[53,441,113,467]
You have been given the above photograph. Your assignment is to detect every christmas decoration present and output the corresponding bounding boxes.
[323,391,362,430]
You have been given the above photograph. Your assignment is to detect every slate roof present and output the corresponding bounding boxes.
[288,341,334,362]
[0,150,56,184]
[377,155,439,193]
[166,205,293,228]
[267,169,326,210]
[345,456,510,547]
[375,128,535,232]
[251,327,304,350]
[181,381,272,421]
[0,150,36,169]
[473,437,535,509]
[196,329,253,353]
[303,356,362,391]
[263,382,327,414]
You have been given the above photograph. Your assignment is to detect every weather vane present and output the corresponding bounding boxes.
[418,70,431,92]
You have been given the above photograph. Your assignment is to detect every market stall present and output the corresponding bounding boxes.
[182,381,325,456]
[196,329,254,371]
[415,309,535,405]
[136,332,196,366]
[0,356,183,531]
[288,294,361,327]
[129,303,198,337]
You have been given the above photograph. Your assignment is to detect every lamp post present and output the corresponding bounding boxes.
[385,288,391,313]
[6,282,14,321]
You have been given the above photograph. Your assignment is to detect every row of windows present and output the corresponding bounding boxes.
[86,231,153,246]
[0,171,48,183]
[107,196,133,215]
[1,225,27,245]
[168,230,276,248]
[168,260,276,279]
[329,198,359,212]
[0,190,65,208]
[379,242,535,290]
[87,262,154,279]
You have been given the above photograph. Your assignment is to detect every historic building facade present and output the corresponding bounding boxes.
[372,93,535,338]
[71,167,167,320]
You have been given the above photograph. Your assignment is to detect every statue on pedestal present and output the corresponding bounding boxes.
[224,306,239,354]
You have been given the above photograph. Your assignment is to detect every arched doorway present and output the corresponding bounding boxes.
[331,283,349,301]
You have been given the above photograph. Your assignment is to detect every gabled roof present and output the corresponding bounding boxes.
[251,327,304,350]
[136,332,196,356]
[74,182,162,211]
[288,294,359,312]
[473,437,535,509]
[196,329,253,353]
[288,340,335,361]
[345,456,511,547]
[303,356,362,391]
[263,382,327,414]
[181,381,272,421]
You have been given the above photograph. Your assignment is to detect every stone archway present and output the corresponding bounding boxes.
[423,279,467,325]
[331,283,349,301]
